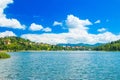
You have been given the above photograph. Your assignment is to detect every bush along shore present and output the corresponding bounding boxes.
[0,52,10,59]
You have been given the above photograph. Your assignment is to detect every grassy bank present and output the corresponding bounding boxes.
[0,52,10,59]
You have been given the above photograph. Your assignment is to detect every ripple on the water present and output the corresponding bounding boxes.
[0,51,120,80]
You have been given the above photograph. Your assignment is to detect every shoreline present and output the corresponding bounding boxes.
[7,50,120,53]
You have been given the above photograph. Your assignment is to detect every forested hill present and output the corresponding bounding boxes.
[0,37,61,51]
[1,36,120,51]
[94,40,120,51]
[0,37,92,51]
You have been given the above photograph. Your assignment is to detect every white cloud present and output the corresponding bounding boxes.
[66,15,92,33]
[53,21,62,26]
[21,15,120,44]
[29,23,52,32]
[0,31,16,38]
[94,20,101,24]
[97,28,106,32]
[21,33,67,44]
[0,0,25,29]
[43,27,52,32]
[29,23,43,31]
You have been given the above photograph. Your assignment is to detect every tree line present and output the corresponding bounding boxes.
[0,37,90,51]
[93,40,120,51]
[1,36,120,51]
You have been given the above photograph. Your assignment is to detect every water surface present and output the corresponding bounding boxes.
[0,51,120,80]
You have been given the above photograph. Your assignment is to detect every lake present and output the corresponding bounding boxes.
[0,51,120,80]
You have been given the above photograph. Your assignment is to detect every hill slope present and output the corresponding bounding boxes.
[94,40,120,51]
[1,36,120,51]
[0,37,56,51]
[0,37,93,51]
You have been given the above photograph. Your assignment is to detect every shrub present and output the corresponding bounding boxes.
[0,52,10,59]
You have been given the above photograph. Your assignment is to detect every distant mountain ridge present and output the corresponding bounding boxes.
[57,43,103,47]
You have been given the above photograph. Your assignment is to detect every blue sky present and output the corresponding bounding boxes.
[0,0,120,44]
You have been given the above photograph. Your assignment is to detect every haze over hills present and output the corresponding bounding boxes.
[57,43,104,47]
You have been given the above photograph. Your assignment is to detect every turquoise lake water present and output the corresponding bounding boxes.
[0,51,120,80]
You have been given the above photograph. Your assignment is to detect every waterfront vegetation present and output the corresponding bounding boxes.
[0,37,90,51]
[0,52,10,59]
[0,36,120,52]
[94,40,120,51]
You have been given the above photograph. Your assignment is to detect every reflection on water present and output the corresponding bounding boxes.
[0,51,120,80]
